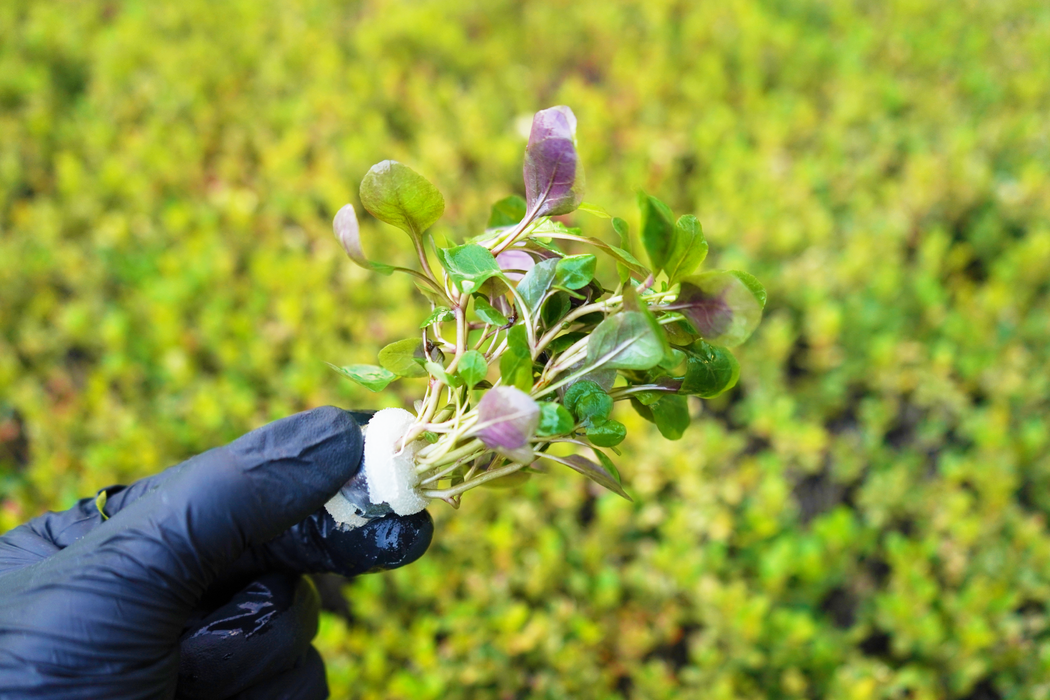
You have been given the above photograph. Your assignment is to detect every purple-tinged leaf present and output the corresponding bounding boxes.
[583,236,648,281]
[671,271,765,348]
[333,203,394,275]
[523,106,585,217]
[586,311,667,371]
[360,160,444,237]
[474,387,540,464]
[333,204,369,270]
[545,453,631,500]
[496,250,535,281]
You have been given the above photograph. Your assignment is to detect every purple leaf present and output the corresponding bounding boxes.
[474,386,540,464]
[523,106,585,217]
[545,453,632,501]
[333,204,369,270]
[672,271,765,348]
[496,250,535,281]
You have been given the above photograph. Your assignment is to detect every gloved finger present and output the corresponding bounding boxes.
[0,411,377,574]
[222,507,434,582]
[0,497,97,571]
[104,411,378,519]
[176,573,319,700]
[38,406,363,624]
[229,646,327,700]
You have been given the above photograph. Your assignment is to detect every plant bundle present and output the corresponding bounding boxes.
[325,106,765,528]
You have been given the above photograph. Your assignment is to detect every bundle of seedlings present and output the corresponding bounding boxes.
[325,106,765,528]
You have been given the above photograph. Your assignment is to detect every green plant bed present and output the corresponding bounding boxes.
[2,0,1050,698]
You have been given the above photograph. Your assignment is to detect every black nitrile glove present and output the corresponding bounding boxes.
[0,406,433,699]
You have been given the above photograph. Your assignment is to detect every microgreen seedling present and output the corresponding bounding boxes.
[325,106,765,525]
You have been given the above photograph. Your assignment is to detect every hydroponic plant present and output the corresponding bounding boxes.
[324,106,765,528]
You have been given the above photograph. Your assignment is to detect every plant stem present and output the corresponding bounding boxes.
[445,304,468,372]
[412,233,438,284]
[419,452,475,486]
[533,297,619,357]
[490,211,540,256]
[422,462,525,498]
[608,384,677,400]
[531,363,602,400]
[505,283,536,348]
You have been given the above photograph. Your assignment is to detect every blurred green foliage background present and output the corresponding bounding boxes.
[3,0,1050,697]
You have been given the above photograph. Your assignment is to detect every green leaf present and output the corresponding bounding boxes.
[611,217,632,283]
[681,341,740,397]
[425,360,463,387]
[554,254,597,290]
[95,489,109,521]
[586,418,626,447]
[659,347,687,371]
[359,160,445,237]
[577,202,611,218]
[583,236,648,281]
[458,350,488,389]
[525,237,566,256]
[507,324,529,356]
[517,257,558,312]
[327,363,397,392]
[530,218,582,238]
[728,270,767,308]
[378,338,428,378]
[593,449,624,485]
[638,192,676,272]
[499,351,533,391]
[651,394,690,440]
[664,319,698,347]
[630,397,654,423]
[674,270,765,347]
[612,217,631,248]
[665,215,708,283]
[420,306,455,328]
[488,194,528,228]
[586,311,667,370]
[632,388,666,406]
[563,380,612,424]
[576,391,612,425]
[415,280,451,307]
[472,295,508,326]
[548,453,631,500]
[499,326,533,391]
[436,243,503,294]
[541,292,571,328]
[549,331,587,354]
[536,402,575,436]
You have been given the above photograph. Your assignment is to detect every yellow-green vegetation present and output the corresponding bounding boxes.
[2,0,1049,697]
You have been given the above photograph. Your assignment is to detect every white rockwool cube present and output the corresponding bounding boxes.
[324,407,430,527]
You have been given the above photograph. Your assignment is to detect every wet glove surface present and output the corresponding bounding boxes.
[0,407,433,699]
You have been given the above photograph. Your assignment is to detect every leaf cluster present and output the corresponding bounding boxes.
[330,106,765,504]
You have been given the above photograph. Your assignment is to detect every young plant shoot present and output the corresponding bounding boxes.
[326,106,765,526]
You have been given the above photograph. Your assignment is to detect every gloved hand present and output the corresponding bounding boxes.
[0,406,433,699]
